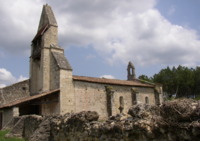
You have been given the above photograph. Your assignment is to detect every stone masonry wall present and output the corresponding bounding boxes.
[8,99,200,141]
[74,81,155,119]
[74,81,108,119]
[40,47,51,92]
[59,70,75,114]
[0,80,29,106]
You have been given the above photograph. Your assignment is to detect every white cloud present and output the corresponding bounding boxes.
[0,0,200,69]
[0,68,16,84]
[52,0,200,67]
[100,75,115,79]
[0,0,43,54]
[17,75,28,82]
[0,68,27,87]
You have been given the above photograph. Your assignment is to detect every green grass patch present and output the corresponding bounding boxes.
[0,130,24,141]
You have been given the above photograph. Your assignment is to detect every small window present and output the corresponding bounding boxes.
[119,96,124,113]
[145,97,149,104]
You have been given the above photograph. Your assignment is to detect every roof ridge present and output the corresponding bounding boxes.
[72,75,154,87]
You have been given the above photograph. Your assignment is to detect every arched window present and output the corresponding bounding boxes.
[132,92,137,105]
[145,97,149,104]
[119,96,124,113]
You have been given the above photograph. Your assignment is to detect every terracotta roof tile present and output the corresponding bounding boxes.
[73,75,154,87]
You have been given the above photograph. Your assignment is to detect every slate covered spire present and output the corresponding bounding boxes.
[32,4,59,48]
[127,61,136,80]
[38,4,57,31]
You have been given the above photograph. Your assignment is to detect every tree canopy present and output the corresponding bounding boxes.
[139,65,200,98]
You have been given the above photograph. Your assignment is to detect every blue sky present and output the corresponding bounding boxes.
[0,0,200,87]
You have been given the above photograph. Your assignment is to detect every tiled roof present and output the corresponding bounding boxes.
[73,75,154,87]
[0,89,59,109]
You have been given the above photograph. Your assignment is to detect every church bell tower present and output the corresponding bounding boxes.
[30,4,71,95]
[127,61,136,80]
[29,4,74,114]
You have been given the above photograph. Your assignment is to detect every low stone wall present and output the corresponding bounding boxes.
[7,99,200,141]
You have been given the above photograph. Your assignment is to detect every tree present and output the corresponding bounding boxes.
[150,66,195,98]
[138,75,153,82]
[153,66,176,98]
[193,67,200,97]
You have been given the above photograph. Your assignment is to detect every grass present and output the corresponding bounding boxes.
[0,130,25,141]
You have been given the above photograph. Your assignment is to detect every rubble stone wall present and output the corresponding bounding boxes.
[7,99,200,141]
[0,80,29,106]
[2,108,13,128]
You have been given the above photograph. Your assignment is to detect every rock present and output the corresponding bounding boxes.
[6,116,28,138]
[160,98,198,122]
[128,104,160,119]
[23,115,44,140]
[7,100,200,141]
[29,118,51,141]
[85,111,99,121]
[67,111,99,125]
[6,115,43,139]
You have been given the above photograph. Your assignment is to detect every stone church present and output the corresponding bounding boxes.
[0,5,163,129]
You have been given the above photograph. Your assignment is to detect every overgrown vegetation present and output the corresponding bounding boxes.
[139,65,200,99]
[0,130,24,141]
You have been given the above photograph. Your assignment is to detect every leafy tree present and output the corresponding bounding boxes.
[138,75,153,82]
[152,67,174,98]
[193,67,200,97]
[141,65,197,99]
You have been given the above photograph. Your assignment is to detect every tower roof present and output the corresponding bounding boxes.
[38,4,57,31]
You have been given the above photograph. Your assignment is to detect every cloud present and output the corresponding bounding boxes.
[100,75,115,79]
[0,68,28,87]
[50,0,200,67]
[0,0,42,55]
[0,0,200,68]
[0,68,16,84]
[17,75,28,82]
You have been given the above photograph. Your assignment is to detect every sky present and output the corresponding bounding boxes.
[0,0,200,88]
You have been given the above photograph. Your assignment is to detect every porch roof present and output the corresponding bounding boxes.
[0,89,60,109]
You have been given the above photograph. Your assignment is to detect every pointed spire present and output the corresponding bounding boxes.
[38,4,57,31]
[127,61,136,80]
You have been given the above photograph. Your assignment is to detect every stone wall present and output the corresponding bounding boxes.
[40,94,60,116]
[2,108,13,128]
[74,81,156,119]
[7,99,200,141]
[59,70,75,114]
[40,47,51,92]
[0,80,29,106]
[74,81,107,119]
